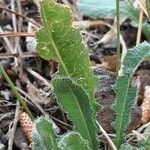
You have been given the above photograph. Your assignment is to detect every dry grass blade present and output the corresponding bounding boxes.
[96,121,117,150]
[136,10,143,45]
[0,66,33,119]
[0,5,41,27]
[8,101,20,150]
[0,26,14,53]
[0,52,38,59]
[0,32,35,37]
[136,0,149,18]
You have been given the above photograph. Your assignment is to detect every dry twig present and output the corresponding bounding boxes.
[96,121,117,150]
[0,5,41,27]
[8,101,20,150]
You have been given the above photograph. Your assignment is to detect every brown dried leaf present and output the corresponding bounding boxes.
[100,55,117,72]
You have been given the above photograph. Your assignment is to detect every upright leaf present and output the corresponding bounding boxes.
[36,0,97,100]
[58,132,91,150]
[113,76,137,146]
[32,117,59,150]
[53,78,99,149]
[113,42,150,148]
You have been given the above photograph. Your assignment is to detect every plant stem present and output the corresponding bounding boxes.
[116,0,120,76]
[0,65,34,120]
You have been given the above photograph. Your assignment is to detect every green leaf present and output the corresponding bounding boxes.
[58,132,91,150]
[32,129,46,150]
[36,0,97,100]
[123,4,150,41]
[0,65,33,119]
[142,22,150,41]
[123,42,150,75]
[77,0,116,18]
[138,124,150,150]
[32,117,59,150]
[138,140,150,150]
[119,143,135,150]
[52,77,99,149]
[146,0,150,18]
[113,76,137,147]
[113,42,150,148]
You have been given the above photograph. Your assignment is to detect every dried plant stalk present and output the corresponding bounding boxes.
[141,86,150,124]
[19,112,33,143]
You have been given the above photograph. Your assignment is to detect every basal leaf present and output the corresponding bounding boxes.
[52,78,99,149]
[58,132,91,150]
[36,0,97,100]
[113,42,150,148]
[32,117,59,150]
[113,76,137,147]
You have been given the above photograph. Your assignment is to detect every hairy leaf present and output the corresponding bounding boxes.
[36,0,97,100]
[32,129,45,150]
[113,76,137,147]
[58,132,91,150]
[32,117,59,150]
[123,42,150,75]
[114,42,150,148]
[53,78,98,149]
[119,143,134,150]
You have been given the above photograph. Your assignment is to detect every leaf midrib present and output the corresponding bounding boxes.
[115,77,131,147]
[37,121,58,150]
[62,80,94,149]
[42,4,70,77]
